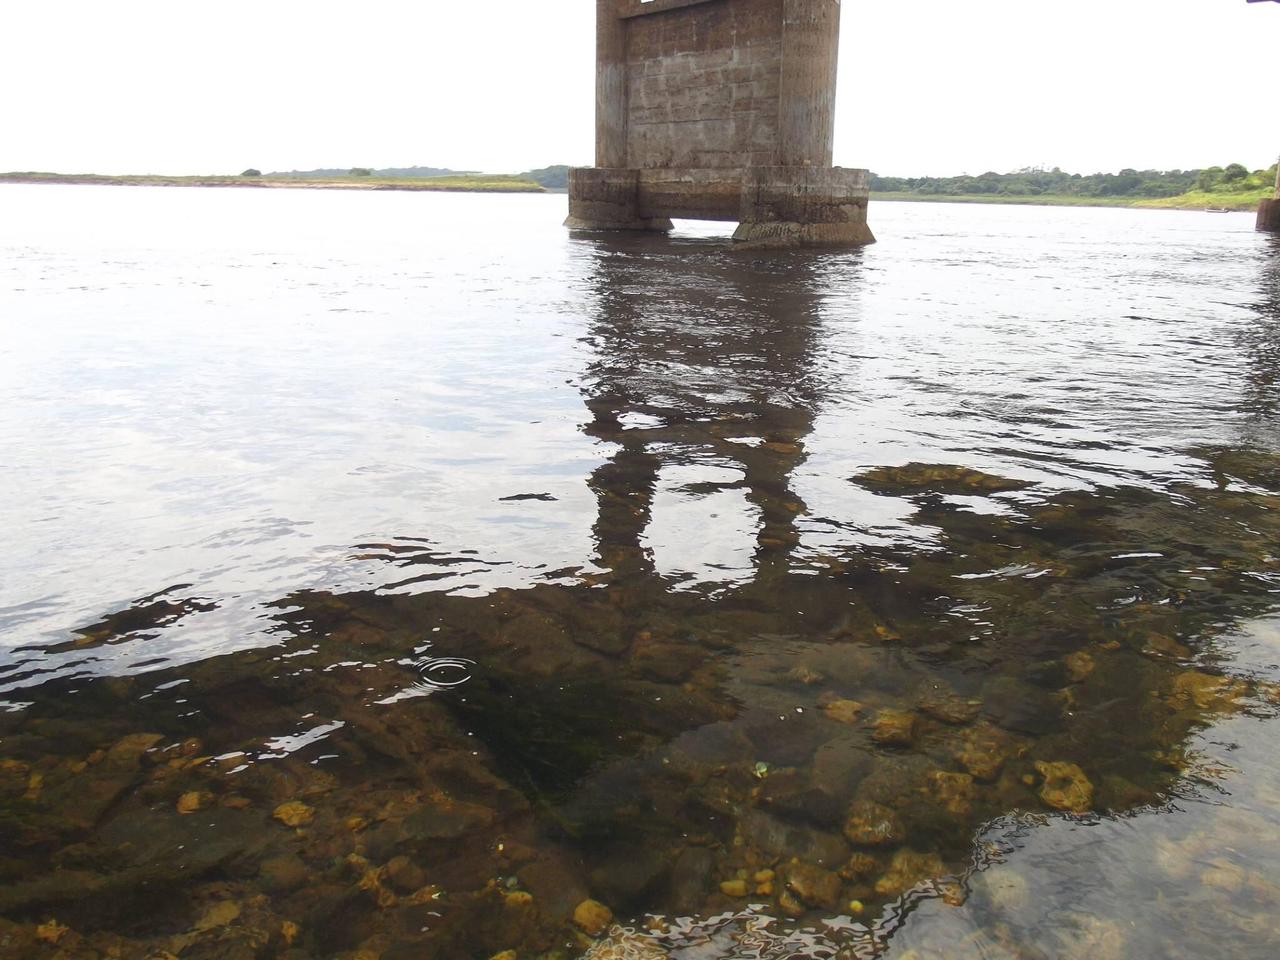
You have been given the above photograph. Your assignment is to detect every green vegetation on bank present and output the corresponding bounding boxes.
[871,162,1277,211]
[268,163,572,190]
[0,171,546,194]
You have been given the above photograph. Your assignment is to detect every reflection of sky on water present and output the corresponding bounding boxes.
[2,190,1273,685]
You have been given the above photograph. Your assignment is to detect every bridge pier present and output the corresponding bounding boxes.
[1259,161,1280,232]
[567,0,874,248]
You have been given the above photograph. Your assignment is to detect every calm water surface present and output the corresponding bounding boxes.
[1,185,1278,959]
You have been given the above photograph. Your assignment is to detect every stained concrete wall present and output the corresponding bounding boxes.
[599,0,840,171]
[573,0,873,246]
[624,0,784,169]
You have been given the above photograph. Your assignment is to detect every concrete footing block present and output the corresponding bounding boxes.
[734,166,874,248]
[567,164,874,248]
[565,167,673,233]
[1259,198,1280,233]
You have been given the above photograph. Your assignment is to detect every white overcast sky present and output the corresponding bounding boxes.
[1,0,1276,178]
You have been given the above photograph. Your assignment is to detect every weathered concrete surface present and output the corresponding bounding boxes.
[564,169,674,232]
[734,167,874,247]
[568,0,873,247]
[1261,199,1280,233]
[1259,165,1280,232]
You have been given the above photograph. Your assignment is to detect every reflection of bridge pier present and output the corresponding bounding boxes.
[578,237,836,588]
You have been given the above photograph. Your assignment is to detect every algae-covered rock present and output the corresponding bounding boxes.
[1035,760,1094,813]
[782,859,841,910]
[842,801,903,847]
[573,899,613,937]
[918,683,981,725]
[273,801,315,827]
[927,771,976,816]
[854,464,1030,496]
[1064,650,1095,682]
[1169,670,1246,712]
[871,710,917,747]
[956,723,1019,782]
[840,852,879,880]
[822,699,864,725]
[873,849,946,898]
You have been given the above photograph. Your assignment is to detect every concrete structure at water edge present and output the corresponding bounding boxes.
[1259,161,1280,233]
[566,0,874,247]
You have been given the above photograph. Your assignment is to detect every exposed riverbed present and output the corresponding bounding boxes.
[1,186,1278,959]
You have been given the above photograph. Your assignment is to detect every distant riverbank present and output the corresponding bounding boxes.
[872,189,1269,212]
[0,171,546,193]
[5,171,1268,211]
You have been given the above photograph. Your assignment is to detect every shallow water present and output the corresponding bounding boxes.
[1,185,1278,959]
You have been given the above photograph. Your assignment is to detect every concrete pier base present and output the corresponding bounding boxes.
[563,169,673,233]
[734,166,874,247]
[567,165,874,248]
[1259,198,1280,233]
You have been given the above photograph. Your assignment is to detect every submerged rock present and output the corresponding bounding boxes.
[1064,650,1096,682]
[874,849,946,899]
[782,859,842,910]
[956,723,1020,782]
[573,899,614,937]
[738,808,848,867]
[272,801,315,827]
[927,771,977,816]
[871,709,917,747]
[1035,760,1095,813]
[918,683,981,725]
[854,463,1030,496]
[822,699,864,725]
[842,801,904,847]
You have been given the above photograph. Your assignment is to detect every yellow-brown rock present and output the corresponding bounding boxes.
[35,920,68,944]
[273,800,315,827]
[1035,760,1094,813]
[1170,670,1246,711]
[823,699,863,724]
[874,849,945,899]
[928,771,976,816]
[573,899,614,937]
[782,859,841,910]
[840,852,879,879]
[1065,650,1095,682]
[957,724,1019,782]
[719,879,748,897]
[176,791,203,814]
[843,800,904,846]
[777,889,806,918]
[872,709,917,747]
[193,901,241,931]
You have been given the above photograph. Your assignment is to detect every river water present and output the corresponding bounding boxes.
[1,185,1278,959]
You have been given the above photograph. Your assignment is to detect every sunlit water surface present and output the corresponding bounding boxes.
[1,185,1279,960]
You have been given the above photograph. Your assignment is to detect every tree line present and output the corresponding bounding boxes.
[871,163,1278,198]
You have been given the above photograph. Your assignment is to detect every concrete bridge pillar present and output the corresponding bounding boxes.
[566,0,874,247]
[1259,160,1280,232]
